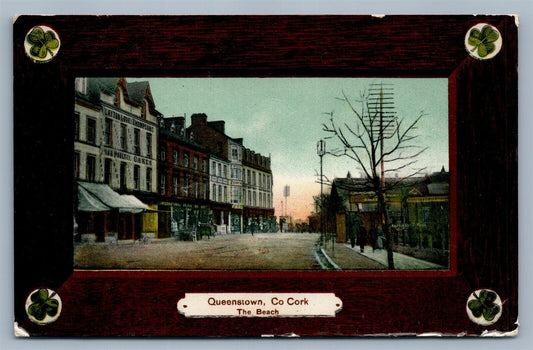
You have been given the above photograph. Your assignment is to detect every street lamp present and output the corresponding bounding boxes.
[317,139,326,247]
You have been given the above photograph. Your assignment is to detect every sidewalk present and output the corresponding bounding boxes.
[321,241,386,270]
[323,241,445,270]
[347,244,445,270]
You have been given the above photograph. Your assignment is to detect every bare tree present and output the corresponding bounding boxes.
[322,83,427,269]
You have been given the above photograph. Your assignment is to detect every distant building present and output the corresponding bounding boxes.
[74,77,160,241]
[242,148,275,232]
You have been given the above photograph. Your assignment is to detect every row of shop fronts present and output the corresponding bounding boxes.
[75,181,276,242]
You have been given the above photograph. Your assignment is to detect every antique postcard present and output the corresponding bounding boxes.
[13,15,518,337]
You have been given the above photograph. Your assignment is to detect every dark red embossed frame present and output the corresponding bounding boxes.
[13,15,517,336]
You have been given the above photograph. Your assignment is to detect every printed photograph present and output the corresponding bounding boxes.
[73,77,450,271]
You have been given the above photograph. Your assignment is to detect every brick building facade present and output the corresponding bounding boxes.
[157,117,211,238]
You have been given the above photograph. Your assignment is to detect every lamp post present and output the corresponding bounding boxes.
[317,139,326,247]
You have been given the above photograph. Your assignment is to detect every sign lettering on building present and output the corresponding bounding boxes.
[102,105,155,132]
[103,147,153,166]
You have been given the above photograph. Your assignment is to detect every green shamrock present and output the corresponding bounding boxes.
[468,290,501,322]
[26,27,59,59]
[27,289,59,321]
[468,25,499,58]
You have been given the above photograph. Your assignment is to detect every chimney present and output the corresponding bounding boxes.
[191,113,208,126]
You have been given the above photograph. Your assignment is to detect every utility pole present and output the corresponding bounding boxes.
[317,139,326,247]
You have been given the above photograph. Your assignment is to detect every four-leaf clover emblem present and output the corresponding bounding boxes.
[466,289,502,326]
[465,23,502,60]
[25,288,62,325]
[24,25,61,62]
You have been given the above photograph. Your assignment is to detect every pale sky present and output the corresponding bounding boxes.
[129,78,449,221]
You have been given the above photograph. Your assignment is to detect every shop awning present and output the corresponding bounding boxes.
[78,185,111,212]
[77,181,148,214]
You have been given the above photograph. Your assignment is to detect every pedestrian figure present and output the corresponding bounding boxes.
[251,219,255,236]
[349,215,361,248]
[369,227,378,252]
[356,225,367,252]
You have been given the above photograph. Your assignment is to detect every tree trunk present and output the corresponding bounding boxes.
[377,192,395,269]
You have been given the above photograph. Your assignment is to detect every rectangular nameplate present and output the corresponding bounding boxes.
[177,293,342,318]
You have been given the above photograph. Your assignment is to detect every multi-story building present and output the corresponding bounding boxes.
[157,116,211,238]
[189,113,273,234]
[209,155,232,233]
[228,138,244,233]
[242,148,275,232]
[74,77,160,241]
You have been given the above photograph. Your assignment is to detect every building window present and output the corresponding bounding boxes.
[202,159,207,173]
[183,152,189,168]
[120,124,127,151]
[133,165,140,190]
[232,188,240,204]
[104,118,112,146]
[202,182,207,199]
[248,191,251,206]
[253,192,257,207]
[146,168,152,191]
[212,184,216,201]
[86,155,96,181]
[86,118,96,144]
[159,144,166,161]
[193,179,199,198]
[133,129,140,155]
[120,162,127,190]
[74,152,80,178]
[160,173,167,195]
[74,113,80,140]
[224,186,228,203]
[218,185,222,202]
[104,159,112,185]
[232,147,239,161]
[173,175,179,196]
[146,133,152,158]
[184,175,190,197]
[193,155,199,170]
[173,149,179,165]
[212,161,216,175]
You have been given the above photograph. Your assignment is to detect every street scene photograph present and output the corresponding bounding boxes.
[73,77,450,271]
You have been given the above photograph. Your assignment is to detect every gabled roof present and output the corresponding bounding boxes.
[76,78,161,116]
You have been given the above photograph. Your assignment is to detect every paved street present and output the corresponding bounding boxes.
[75,232,442,270]
[75,233,324,270]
